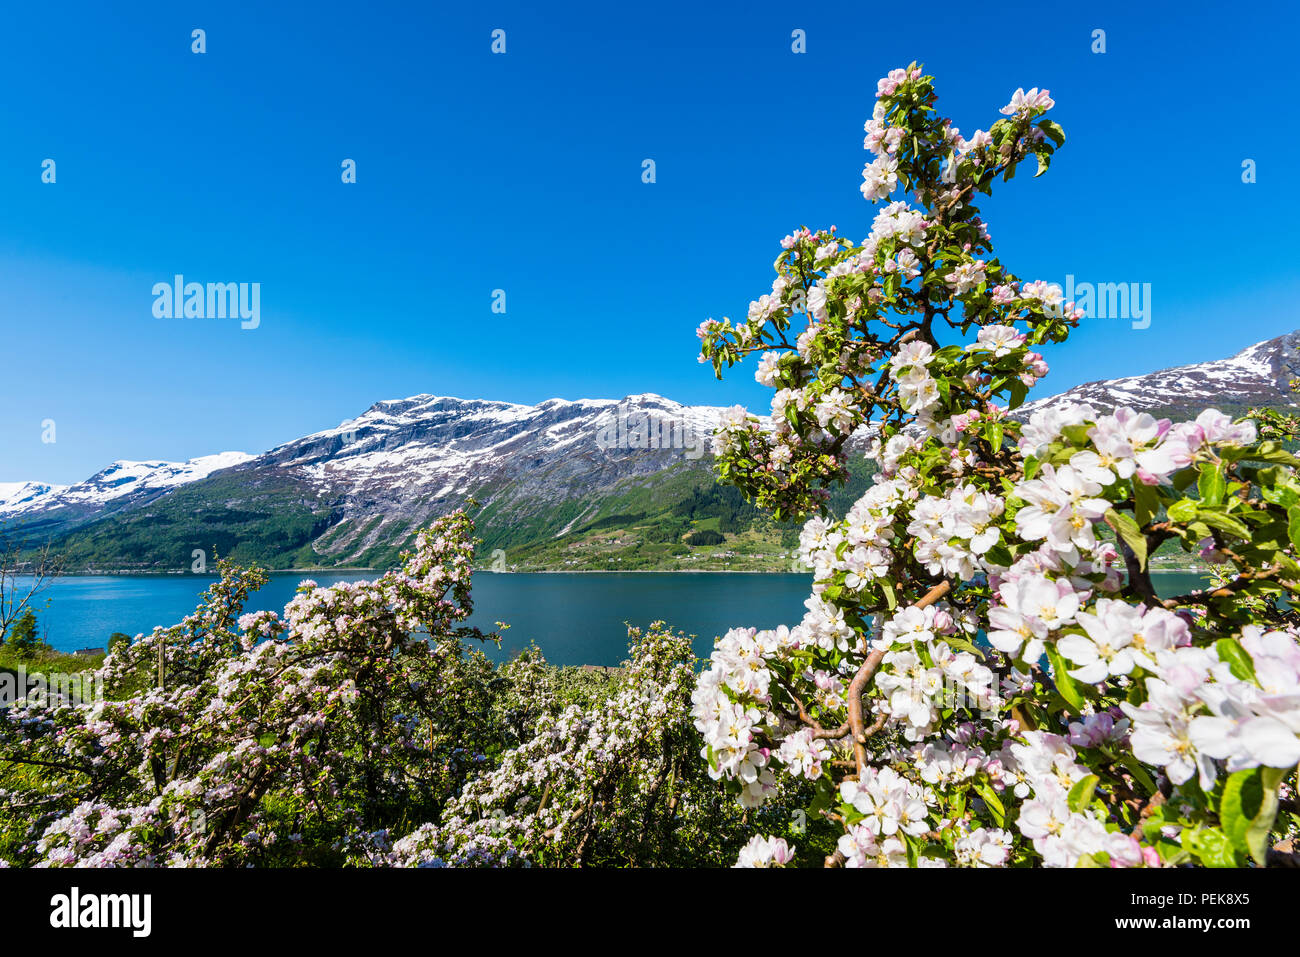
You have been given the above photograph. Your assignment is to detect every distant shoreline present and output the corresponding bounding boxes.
[50,565,1211,578]
[476,568,808,575]
[54,567,379,577]
[57,567,809,577]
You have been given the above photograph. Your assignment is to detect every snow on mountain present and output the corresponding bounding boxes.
[5,329,1298,569]
[0,481,69,514]
[1018,330,1300,419]
[0,394,729,567]
[7,328,1298,528]
[267,393,721,488]
[240,393,729,562]
[0,452,254,517]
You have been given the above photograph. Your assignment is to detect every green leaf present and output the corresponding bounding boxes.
[1220,767,1283,866]
[942,634,986,661]
[1105,508,1148,571]
[1068,774,1099,813]
[1172,467,1197,492]
[1185,826,1239,868]
[1060,424,1092,446]
[1037,119,1066,147]
[1134,481,1160,527]
[1259,469,1300,507]
[1197,510,1250,540]
[1166,499,1198,523]
[1156,840,1191,865]
[1287,505,1300,551]
[1198,463,1226,506]
[983,542,1014,567]
[988,422,1004,453]
[808,776,836,816]
[1220,769,1258,854]
[1215,637,1257,683]
[1119,753,1159,797]
[1140,804,1168,843]
[1251,441,1300,467]
[975,779,1006,827]
[1046,643,1085,712]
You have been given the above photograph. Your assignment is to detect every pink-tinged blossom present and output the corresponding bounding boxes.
[1000,87,1055,116]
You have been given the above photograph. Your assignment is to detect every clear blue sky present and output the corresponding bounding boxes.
[3,0,1297,484]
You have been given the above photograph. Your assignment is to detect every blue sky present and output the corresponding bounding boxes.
[2,0,1297,484]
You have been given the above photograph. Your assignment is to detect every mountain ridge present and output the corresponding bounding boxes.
[1017,330,1300,419]
[4,331,1297,572]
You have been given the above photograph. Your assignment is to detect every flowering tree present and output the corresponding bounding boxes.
[381,621,786,867]
[694,65,1300,868]
[0,513,519,866]
[0,511,796,868]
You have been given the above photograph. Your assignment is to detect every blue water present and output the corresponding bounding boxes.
[21,572,815,666]
[17,570,1210,667]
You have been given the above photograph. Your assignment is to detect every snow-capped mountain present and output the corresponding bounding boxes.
[1018,330,1300,419]
[4,331,1297,570]
[0,481,68,514]
[274,393,721,505]
[239,393,727,563]
[0,453,254,518]
[0,394,728,569]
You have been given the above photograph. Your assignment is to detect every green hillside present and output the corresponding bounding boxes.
[16,457,878,574]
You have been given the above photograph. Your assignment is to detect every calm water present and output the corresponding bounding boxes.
[20,570,1210,667]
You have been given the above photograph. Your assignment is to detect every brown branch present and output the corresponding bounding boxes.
[845,581,952,774]
[1161,564,1282,609]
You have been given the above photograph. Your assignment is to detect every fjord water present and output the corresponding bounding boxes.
[28,570,1210,667]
